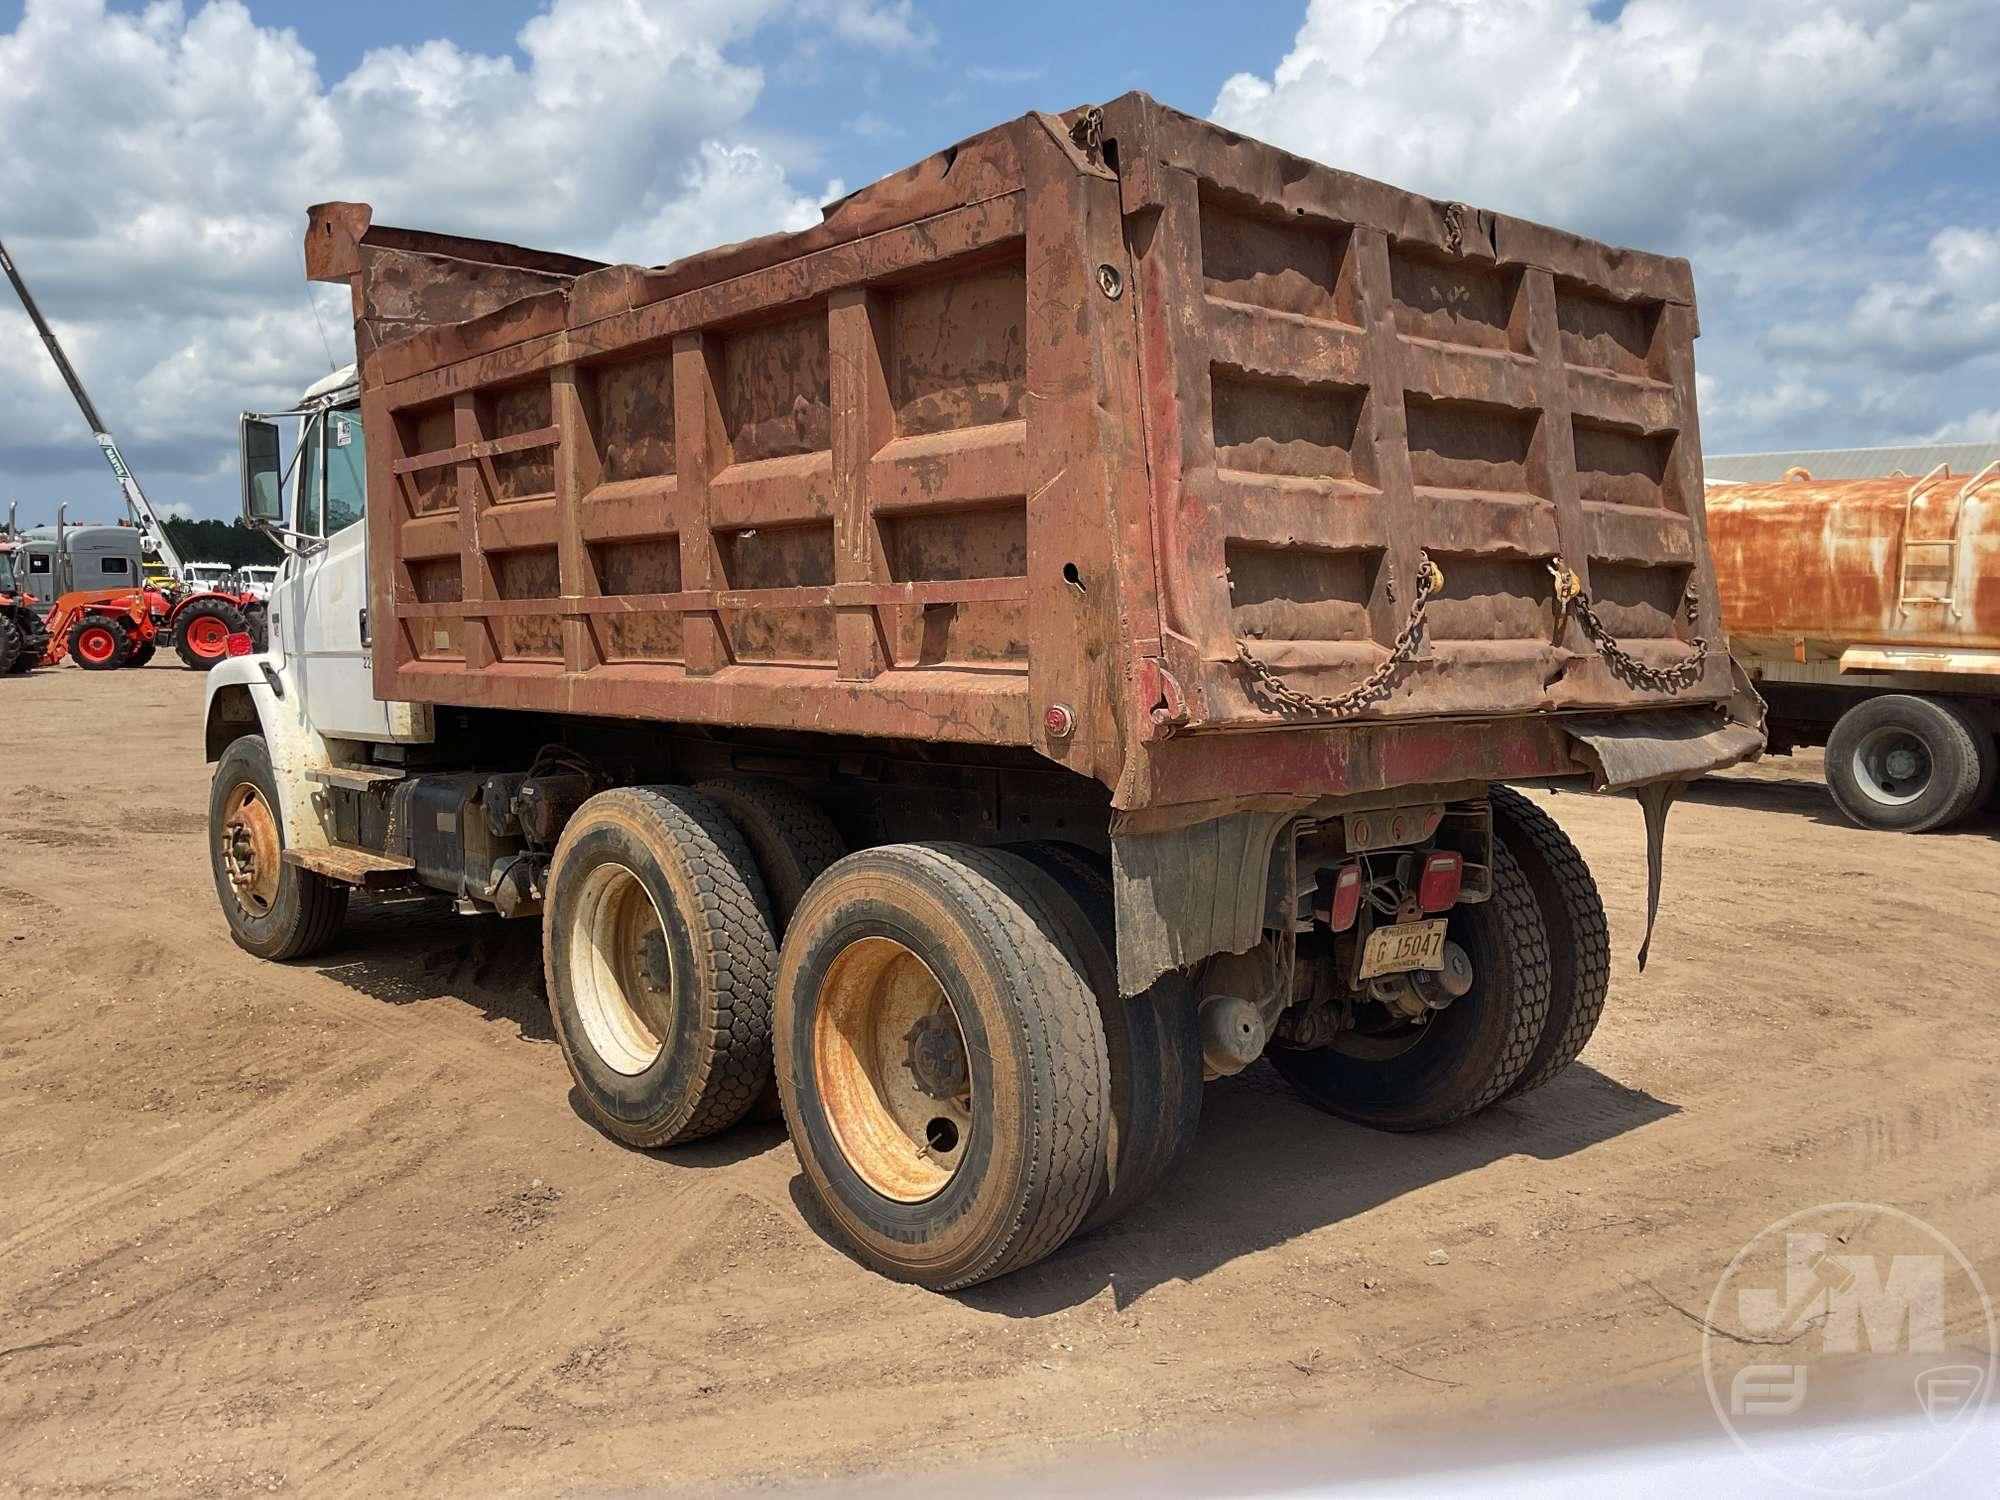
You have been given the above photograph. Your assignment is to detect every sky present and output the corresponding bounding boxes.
[1,0,1996,526]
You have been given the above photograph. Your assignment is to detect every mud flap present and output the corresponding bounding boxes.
[1560,666,1766,968]
[1633,779,1680,972]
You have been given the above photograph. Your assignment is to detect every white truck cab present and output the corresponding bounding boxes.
[204,364,431,851]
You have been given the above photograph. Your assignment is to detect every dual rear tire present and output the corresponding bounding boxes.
[541,797,1174,1288]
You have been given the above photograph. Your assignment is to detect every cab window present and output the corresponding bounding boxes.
[324,406,366,534]
[297,413,325,538]
[100,555,129,576]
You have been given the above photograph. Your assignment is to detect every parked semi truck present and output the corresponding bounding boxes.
[205,97,1759,1288]
[1707,463,1999,832]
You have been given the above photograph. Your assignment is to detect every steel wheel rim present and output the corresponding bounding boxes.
[812,936,972,1204]
[569,862,674,1076]
[1852,725,1930,806]
[220,781,282,915]
[187,615,229,657]
[78,625,116,662]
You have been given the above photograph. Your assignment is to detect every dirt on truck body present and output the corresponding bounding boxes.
[211,94,1758,1290]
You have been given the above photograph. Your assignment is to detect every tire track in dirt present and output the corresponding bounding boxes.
[0,1045,401,1266]
[305,1181,759,1494]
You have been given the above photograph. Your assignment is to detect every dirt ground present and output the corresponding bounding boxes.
[2,660,1997,1498]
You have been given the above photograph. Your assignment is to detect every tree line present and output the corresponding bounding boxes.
[159,517,283,567]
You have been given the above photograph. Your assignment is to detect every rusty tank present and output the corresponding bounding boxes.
[1706,462,2000,830]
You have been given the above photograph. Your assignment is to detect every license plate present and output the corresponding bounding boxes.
[1358,918,1448,980]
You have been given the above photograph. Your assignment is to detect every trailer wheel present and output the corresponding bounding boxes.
[1825,694,1985,832]
[775,843,1108,1289]
[1269,843,1551,1131]
[209,735,348,961]
[1489,786,1611,1100]
[68,614,130,670]
[173,599,248,670]
[1003,842,1201,1236]
[543,786,777,1148]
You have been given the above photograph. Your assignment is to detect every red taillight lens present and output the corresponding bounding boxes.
[1320,864,1364,933]
[1417,850,1463,912]
[225,631,255,657]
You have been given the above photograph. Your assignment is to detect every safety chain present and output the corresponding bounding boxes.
[1236,552,1443,717]
[1549,555,1709,693]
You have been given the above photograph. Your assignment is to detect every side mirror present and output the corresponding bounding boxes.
[240,416,284,524]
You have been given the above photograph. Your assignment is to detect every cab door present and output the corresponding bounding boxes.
[278,402,423,742]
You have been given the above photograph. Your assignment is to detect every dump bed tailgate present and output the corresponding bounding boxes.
[1108,98,1732,740]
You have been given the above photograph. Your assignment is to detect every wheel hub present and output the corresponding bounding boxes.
[902,1012,969,1100]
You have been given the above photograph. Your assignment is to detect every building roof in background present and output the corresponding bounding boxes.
[1705,442,2000,484]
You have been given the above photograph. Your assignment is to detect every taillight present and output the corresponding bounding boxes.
[1319,864,1364,932]
[225,632,255,657]
[1417,850,1463,912]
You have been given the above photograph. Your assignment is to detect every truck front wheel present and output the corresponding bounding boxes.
[542,786,778,1148]
[774,844,1109,1289]
[209,735,348,960]
[1825,694,1988,832]
[1268,843,1551,1131]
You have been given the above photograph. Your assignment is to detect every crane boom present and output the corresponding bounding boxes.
[0,236,186,577]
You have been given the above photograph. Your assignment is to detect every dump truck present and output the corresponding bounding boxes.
[205,96,1759,1289]
[1707,463,1999,831]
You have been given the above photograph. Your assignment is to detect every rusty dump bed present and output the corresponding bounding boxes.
[314,94,1748,817]
[1708,466,2000,663]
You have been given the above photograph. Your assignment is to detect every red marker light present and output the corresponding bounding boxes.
[1322,864,1363,932]
[1417,850,1463,912]
[225,632,255,657]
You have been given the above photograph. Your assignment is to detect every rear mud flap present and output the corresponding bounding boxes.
[1559,664,1767,968]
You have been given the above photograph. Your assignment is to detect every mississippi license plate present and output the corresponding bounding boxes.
[1358,918,1448,980]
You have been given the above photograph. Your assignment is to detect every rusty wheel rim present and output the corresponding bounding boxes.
[220,781,282,916]
[812,936,972,1204]
[568,862,673,1076]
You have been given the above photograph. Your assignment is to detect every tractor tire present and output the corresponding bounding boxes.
[245,604,269,652]
[1003,841,1202,1236]
[542,786,778,1149]
[4,617,44,673]
[173,599,248,670]
[125,641,158,668]
[774,843,1109,1289]
[697,777,847,1121]
[1268,843,1551,1131]
[1825,694,1984,832]
[0,614,17,675]
[1489,785,1611,1100]
[68,613,131,670]
[209,734,349,961]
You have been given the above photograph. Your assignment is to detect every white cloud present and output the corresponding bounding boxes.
[1211,0,2000,253]
[1768,226,2000,374]
[1925,409,2000,444]
[796,0,935,55]
[0,0,890,520]
[1212,1,2000,456]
